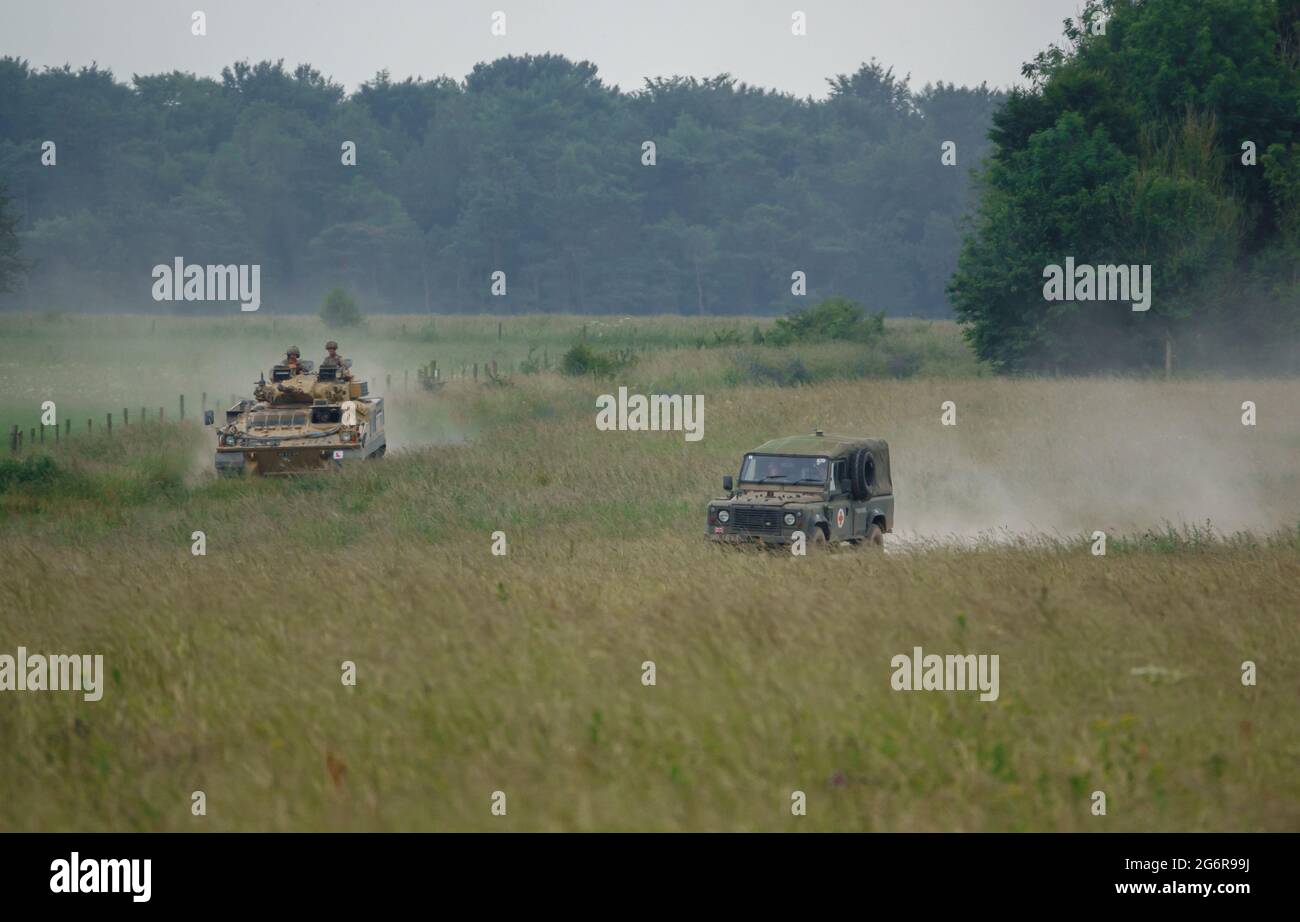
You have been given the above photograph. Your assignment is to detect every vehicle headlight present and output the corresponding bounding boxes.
[717,509,730,524]
[783,513,797,526]
[223,434,235,446]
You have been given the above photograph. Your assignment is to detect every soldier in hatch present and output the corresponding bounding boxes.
[284,346,302,373]
[320,340,352,380]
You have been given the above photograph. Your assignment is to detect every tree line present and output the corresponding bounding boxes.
[950,0,1300,373]
[0,54,1002,317]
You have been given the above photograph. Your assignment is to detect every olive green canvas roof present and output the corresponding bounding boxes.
[746,433,892,497]
[749,433,879,459]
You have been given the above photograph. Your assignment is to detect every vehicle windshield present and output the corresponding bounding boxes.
[739,454,828,485]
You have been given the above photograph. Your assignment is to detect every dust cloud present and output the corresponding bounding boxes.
[881,378,1298,544]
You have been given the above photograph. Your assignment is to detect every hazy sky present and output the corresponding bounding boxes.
[1,0,1086,97]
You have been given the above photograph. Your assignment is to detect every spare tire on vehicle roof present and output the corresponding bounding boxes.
[850,447,876,502]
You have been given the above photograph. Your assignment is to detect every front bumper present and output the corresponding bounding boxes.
[707,525,803,545]
[215,445,364,475]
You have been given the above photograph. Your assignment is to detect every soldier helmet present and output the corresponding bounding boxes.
[287,346,301,357]
[325,340,338,350]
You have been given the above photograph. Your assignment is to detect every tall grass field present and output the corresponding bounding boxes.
[1,313,1297,831]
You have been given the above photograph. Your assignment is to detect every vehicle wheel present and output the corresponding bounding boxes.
[370,444,386,459]
[864,523,884,548]
[810,526,828,550]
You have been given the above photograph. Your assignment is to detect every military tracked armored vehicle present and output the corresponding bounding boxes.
[706,431,893,547]
[209,361,386,475]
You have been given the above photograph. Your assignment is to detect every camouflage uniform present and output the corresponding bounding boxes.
[321,341,351,379]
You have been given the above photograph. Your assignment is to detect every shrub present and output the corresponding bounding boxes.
[0,455,62,492]
[560,341,635,377]
[764,296,885,346]
[694,328,743,348]
[320,287,362,327]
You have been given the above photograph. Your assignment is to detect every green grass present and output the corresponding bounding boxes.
[0,312,984,428]
[0,313,1297,831]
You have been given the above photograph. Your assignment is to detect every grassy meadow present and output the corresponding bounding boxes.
[0,312,1297,831]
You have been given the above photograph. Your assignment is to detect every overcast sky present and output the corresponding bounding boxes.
[1,0,1087,97]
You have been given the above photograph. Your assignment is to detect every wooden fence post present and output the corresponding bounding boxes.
[106,413,112,436]
[180,394,185,421]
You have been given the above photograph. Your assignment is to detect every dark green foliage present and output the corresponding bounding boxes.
[1106,521,1257,555]
[0,55,1003,317]
[725,336,929,385]
[0,455,61,491]
[694,328,743,348]
[320,286,362,327]
[729,353,814,386]
[764,297,886,346]
[951,0,1300,373]
[559,342,635,377]
[0,183,26,294]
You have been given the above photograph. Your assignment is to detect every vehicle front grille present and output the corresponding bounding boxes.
[730,507,783,534]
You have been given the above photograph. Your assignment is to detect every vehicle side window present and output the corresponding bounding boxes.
[833,460,847,493]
